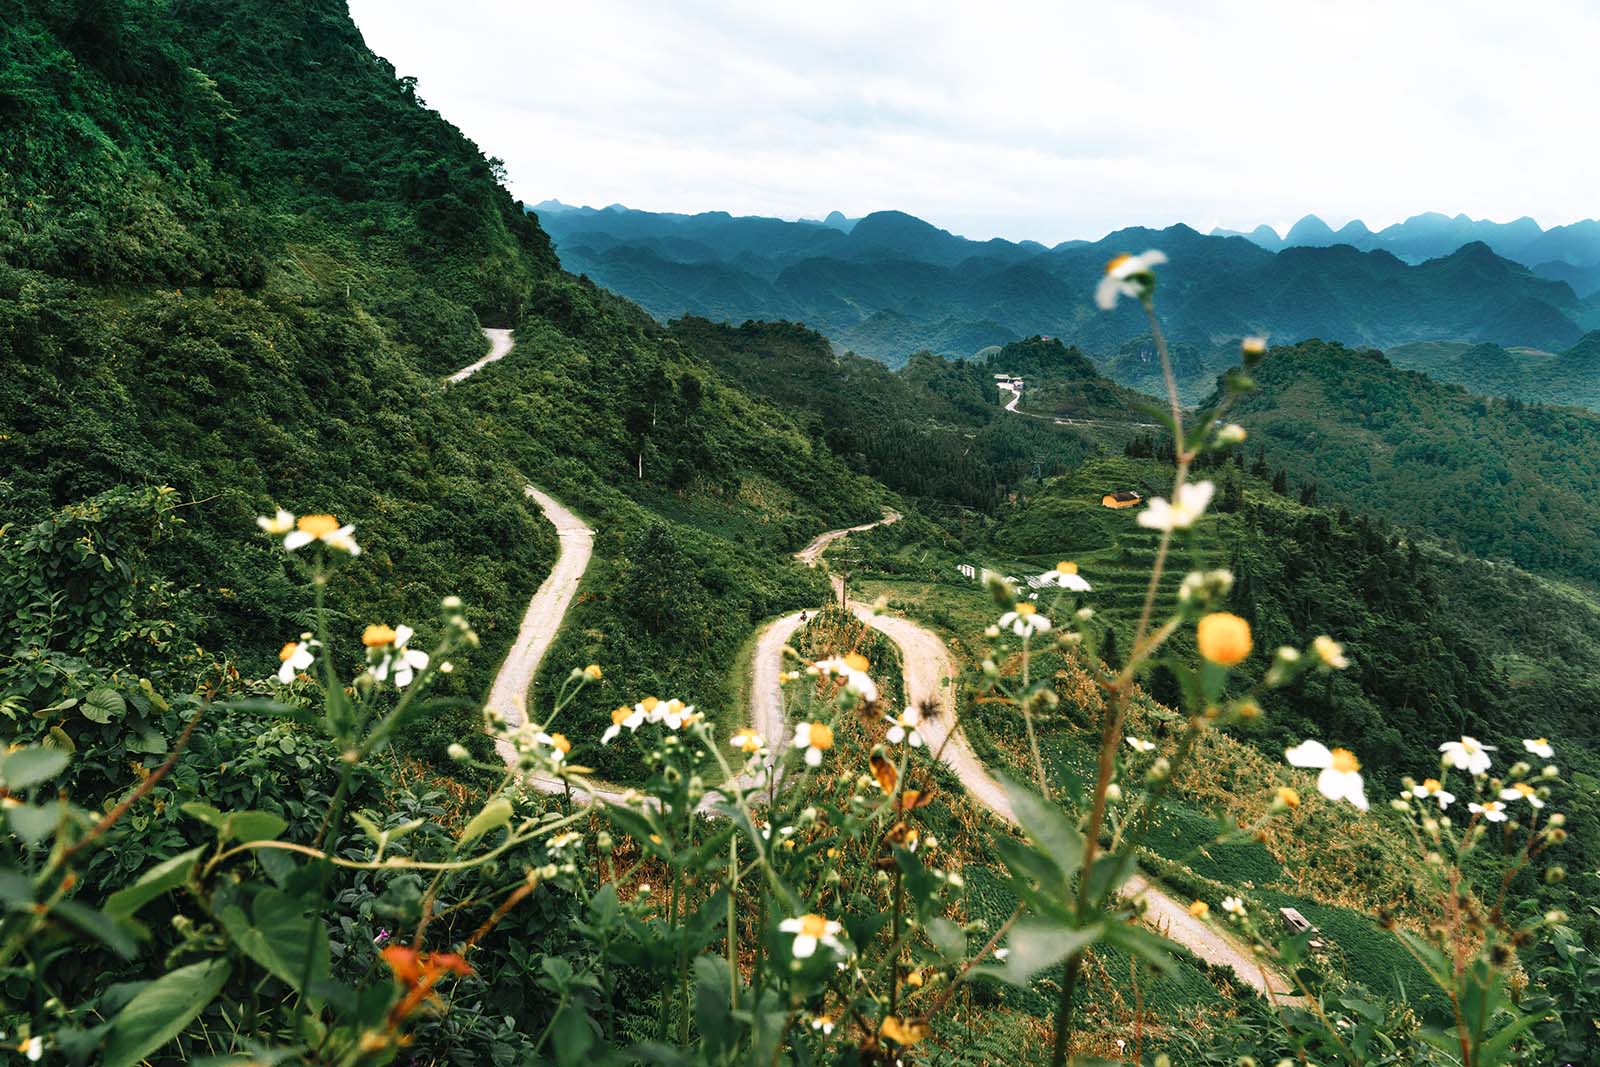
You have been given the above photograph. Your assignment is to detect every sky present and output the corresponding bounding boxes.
[347,0,1600,245]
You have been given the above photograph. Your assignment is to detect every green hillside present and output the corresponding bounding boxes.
[1387,332,1600,410]
[1219,339,1600,583]
[541,205,1588,366]
[0,0,884,770]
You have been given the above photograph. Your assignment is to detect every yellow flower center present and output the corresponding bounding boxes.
[1188,900,1209,918]
[1196,613,1252,667]
[549,733,571,754]
[611,706,632,725]
[1532,737,1547,747]
[278,642,299,662]
[798,914,831,938]
[1276,786,1300,808]
[1422,778,1443,794]
[807,723,834,750]
[1015,602,1037,616]
[733,730,762,752]
[297,514,340,537]
[844,652,870,673]
[584,664,602,680]
[1105,253,1132,274]
[1511,782,1535,797]
[362,624,398,648]
[1056,561,1079,575]
[1330,748,1360,773]
[640,696,660,713]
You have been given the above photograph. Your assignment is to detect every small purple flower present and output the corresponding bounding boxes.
[373,928,391,945]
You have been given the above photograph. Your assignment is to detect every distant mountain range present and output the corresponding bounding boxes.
[532,201,1599,373]
[1213,212,1600,297]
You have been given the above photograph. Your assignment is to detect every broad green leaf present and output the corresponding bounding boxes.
[105,846,206,919]
[692,955,737,1056]
[458,795,513,845]
[181,802,227,831]
[925,917,966,962]
[551,1003,595,1067]
[987,918,1103,986]
[7,802,61,846]
[1000,773,1083,882]
[82,686,127,724]
[51,898,140,957]
[218,889,330,995]
[229,810,287,843]
[102,957,230,1067]
[1,745,70,789]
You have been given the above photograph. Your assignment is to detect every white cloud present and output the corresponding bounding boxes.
[348,0,1600,243]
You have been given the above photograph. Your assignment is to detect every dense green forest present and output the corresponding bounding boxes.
[2,1,1595,1063]
[1217,339,1600,584]
[1386,332,1600,410]
[0,0,887,769]
[540,204,1595,365]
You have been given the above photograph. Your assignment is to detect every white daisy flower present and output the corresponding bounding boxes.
[1469,800,1508,823]
[1285,739,1368,811]
[533,732,572,764]
[650,698,697,729]
[282,513,361,556]
[22,1036,43,1062]
[1038,562,1092,592]
[885,707,923,748]
[997,603,1051,638]
[256,508,295,535]
[364,624,429,688]
[1409,778,1456,810]
[1221,896,1247,918]
[1499,781,1544,809]
[792,722,835,767]
[810,1015,835,1035]
[1312,635,1349,670]
[601,702,649,745]
[811,655,879,704]
[1440,736,1494,777]
[1125,736,1156,753]
[779,913,846,959]
[275,634,318,684]
[1137,481,1215,532]
[730,727,765,755]
[1523,737,1554,759]
[1094,249,1168,310]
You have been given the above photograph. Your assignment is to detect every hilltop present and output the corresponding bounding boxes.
[1214,211,1600,295]
[537,204,1592,373]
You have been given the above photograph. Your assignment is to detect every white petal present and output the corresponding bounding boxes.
[394,624,415,648]
[1095,275,1122,310]
[805,747,823,767]
[277,660,298,684]
[283,531,313,550]
[1285,740,1333,769]
[792,935,817,959]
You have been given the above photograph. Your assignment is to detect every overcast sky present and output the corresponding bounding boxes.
[347,0,1600,245]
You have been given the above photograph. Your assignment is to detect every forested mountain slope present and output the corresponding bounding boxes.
[540,204,1588,367]
[0,0,885,761]
[1217,340,1600,584]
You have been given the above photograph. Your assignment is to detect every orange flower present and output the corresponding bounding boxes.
[382,946,474,1023]
[1196,612,1252,666]
[363,624,399,648]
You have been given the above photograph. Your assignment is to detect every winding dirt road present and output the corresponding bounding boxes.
[450,331,1287,996]
[999,381,1158,431]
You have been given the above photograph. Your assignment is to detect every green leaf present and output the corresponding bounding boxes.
[692,955,738,1055]
[105,846,206,919]
[181,802,227,831]
[925,916,966,962]
[102,957,230,1067]
[7,802,61,846]
[459,795,513,846]
[218,889,330,995]
[229,810,287,844]
[988,918,1103,986]
[1,745,70,789]
[1000,773,1083,883]
[551,1003,595,1067]
[51,898,140,957]
[82,686,127,724]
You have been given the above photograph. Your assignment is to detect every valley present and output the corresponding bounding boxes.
[2,2,1595,1064]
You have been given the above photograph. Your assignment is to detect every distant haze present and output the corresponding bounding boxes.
[348,0,1600,245]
